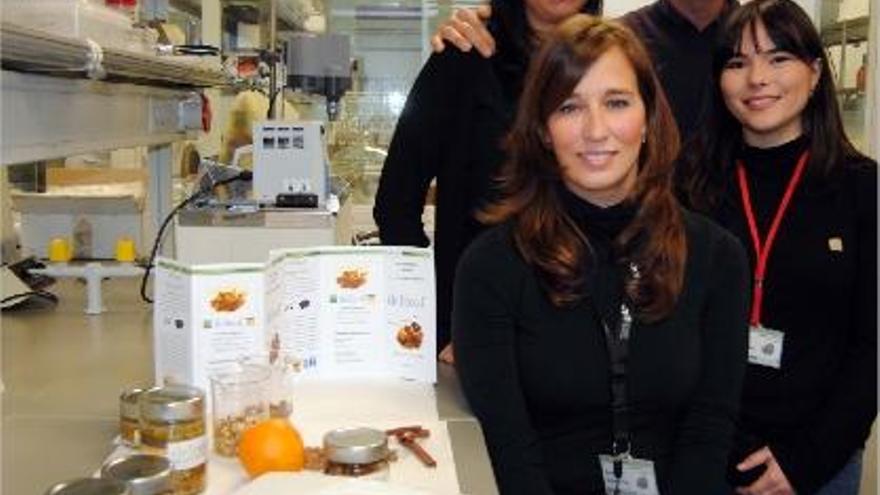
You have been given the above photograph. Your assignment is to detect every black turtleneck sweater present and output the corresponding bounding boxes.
[374,48,522,352]
[453,191,750,494]
[714,138,878,494]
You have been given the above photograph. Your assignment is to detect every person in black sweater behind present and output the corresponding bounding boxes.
[373,0,601,362]
[678,1,877,493]
[430,0,737,144]
[453,15,750,494]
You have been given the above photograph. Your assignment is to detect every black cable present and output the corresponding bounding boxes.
[139,171,253,304]
[265,48,280,119]
[1,290,58,307]
[267,83,277,119]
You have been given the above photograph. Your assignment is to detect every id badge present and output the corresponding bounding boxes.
[598,454,659,495]
[748,325,784,369]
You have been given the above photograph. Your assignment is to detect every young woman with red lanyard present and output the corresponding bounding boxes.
[679,1,877,494]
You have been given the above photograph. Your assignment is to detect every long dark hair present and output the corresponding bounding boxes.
[482,14,685,322]
[488,0,602,76]
[679,0,866,211]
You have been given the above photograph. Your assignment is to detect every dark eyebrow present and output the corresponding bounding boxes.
[731,47,785,58]
[606,89,636,97]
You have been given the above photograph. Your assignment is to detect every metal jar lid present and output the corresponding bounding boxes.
[45,478,130,495]
[140,384,205,423]
[101,455,172,495]
[323,427,389,465]
[119,387,147,419]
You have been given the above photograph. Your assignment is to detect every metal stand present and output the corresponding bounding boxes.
[30,262,144,315]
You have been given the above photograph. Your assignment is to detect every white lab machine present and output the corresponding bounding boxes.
[173,32,352,263]
[252,120,330,206]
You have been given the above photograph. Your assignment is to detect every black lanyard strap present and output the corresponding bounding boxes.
[604,302,633,461]
[589,298,634,491]
[588,260,638,486]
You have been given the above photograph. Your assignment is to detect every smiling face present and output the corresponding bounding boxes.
[546,47,646,207]
[720,20,820,148]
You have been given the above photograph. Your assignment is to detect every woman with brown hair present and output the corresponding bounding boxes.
[453,15,750,494]
[374,0,602,363]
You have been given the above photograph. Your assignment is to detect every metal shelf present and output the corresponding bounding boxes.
[821,15,869,46]
[1,22,228,88]
[0,22,232,257]
[1,70,202,165]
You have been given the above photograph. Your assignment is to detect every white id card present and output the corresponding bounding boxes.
[598,454,659,495]
[748,325,784,369]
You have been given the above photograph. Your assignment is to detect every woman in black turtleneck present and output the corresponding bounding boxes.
[679,1,877,494]
[453,16,749,494]
[374,0,601,362]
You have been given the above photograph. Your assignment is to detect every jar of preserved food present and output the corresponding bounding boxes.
[45,478,130,495]
[101,454,173,495]
[119,387,147,446]
[139,385,207,495]
[323,427,390,480]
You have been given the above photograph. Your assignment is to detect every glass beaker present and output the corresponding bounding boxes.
[239,351,301,419]
[210,365,271,457]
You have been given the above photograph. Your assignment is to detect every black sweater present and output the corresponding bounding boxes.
[453,196,750,494]
[373,49,522,350]
[714,138,878,493]
[622,0,737,142]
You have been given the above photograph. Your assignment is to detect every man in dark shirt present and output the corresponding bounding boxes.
[622,0,735,141]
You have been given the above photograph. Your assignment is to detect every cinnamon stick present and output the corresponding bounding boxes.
[386,425,430,438]
[399,432,437,468]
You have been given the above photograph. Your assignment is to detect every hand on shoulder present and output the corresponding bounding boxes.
[430,4,495,58]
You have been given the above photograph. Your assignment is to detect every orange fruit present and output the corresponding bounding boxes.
[237,418,305,478]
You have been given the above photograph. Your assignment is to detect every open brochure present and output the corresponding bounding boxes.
[154,246,436,391]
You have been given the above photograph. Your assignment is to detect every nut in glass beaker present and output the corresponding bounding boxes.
[239,349,301,419]
[210,365,271,457]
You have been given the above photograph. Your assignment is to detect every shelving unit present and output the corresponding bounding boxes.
[1,22,230,256]
[820,13,872,154]
[821,15,869,92]
[821,15,869,47]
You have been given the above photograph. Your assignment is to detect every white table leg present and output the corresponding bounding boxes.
[30,262,144,315]
[84,262,104,315]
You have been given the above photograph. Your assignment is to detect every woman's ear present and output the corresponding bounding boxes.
[538,127,553,148]
[809,58,822,95]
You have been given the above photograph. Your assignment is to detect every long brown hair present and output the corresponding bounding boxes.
[482,14,686,322]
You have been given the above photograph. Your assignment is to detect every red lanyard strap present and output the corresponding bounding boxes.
[736,151,809,326]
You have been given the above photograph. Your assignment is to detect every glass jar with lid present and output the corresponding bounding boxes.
[45,478,130,495]
[323,427,390,480]
[139,385,207,495]
[101,454,173,495]
[119,386,146,446]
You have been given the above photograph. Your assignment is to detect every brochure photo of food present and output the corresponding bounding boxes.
[336,268,368,289]
[210,288,247,312]
[396,321,424,350]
